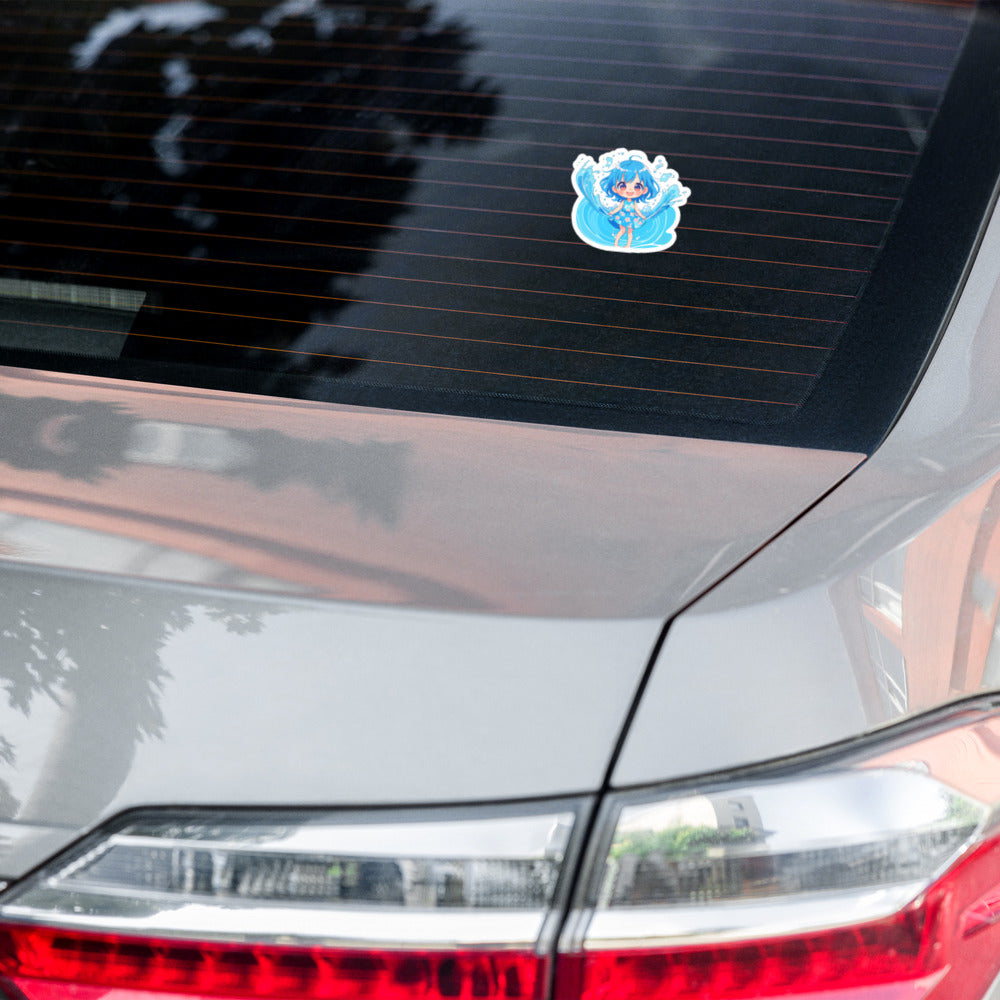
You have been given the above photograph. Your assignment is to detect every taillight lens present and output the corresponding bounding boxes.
[0,804,581,999]
[8,708,1000,1000]
[557,705,1000,1000]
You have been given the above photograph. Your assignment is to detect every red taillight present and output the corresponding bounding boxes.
[555,836,1000,1000]
[554,908,946,1000]
[0,927,546,1000]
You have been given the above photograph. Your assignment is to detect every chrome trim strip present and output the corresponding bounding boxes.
[568,882,925,950]
[107,811,576,860]
[0,899,547,950]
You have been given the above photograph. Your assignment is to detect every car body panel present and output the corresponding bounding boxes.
[0,371,861,878]
[0,369,862,619]
[0,569,655,877]
[614,186,1000,787]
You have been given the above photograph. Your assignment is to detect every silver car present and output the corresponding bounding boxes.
[1,0,999,997]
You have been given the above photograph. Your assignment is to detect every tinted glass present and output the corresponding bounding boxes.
[0,0,994,450]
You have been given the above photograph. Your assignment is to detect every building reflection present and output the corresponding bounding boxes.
[853,475,1000,722]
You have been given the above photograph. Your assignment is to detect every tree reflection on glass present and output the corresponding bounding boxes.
[0,0,498,387]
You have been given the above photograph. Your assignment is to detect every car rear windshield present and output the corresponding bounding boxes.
[1,0,997,451]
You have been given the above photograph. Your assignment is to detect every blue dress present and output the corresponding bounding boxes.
[614,200,642,228]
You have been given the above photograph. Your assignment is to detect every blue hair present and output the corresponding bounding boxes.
[600,158,659,202]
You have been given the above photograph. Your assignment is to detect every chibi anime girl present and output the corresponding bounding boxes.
[571,148,690,253]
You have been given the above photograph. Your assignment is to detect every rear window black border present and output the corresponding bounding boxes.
[790,1,1000,454]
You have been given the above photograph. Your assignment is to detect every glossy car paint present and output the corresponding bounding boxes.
[0,369,861,617]
[615,186,1000,786]
[0,370,859,878]
[0,574,644,876]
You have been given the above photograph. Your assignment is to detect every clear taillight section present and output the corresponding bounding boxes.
[15,810,570,918]
[597,768,979,907]
[7,707,1000,999]
[0,804,580,999]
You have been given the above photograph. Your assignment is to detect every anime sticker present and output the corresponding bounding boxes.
[571,148,690,253]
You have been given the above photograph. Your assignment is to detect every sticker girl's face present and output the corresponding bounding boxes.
[616,177,647,199]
